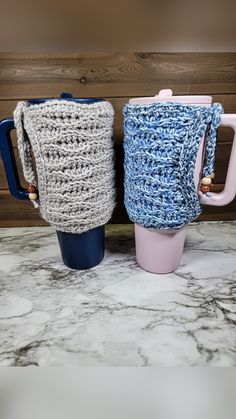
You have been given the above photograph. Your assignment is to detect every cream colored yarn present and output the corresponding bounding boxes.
[13,99,116,233]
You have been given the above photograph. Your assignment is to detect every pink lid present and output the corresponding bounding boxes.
[129,89,212,105]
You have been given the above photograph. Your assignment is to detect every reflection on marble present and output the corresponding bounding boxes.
[0,222,236,367]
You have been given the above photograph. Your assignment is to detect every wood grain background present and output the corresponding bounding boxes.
[0,52,236,226]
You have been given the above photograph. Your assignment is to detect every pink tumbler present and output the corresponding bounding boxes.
[130,89,236,273]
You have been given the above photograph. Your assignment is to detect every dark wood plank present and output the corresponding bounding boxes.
[113,185,236,223]
[0,96,236,144]
[0,53,236,99]
[0,136,232,189]
[1,188,236,227]
[199,200,236,221]
[0,189,127,226]
[0,150,28,189]
[0,190,48,227]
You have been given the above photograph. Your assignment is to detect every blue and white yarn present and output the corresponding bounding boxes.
[123,102,223,230]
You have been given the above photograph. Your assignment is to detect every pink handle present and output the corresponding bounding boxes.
[199,114,236,207]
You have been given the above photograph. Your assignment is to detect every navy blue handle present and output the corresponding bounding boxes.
[0,118,29,200]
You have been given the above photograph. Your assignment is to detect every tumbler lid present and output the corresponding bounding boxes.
[28,93,104,105]
[129,89,212,105]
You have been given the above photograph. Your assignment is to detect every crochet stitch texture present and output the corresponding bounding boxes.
[14,99,116,233]
[123,102,223,230]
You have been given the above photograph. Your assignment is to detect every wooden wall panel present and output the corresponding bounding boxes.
[0,53,236,226]
[0,96,236,143]
[1,53,236,99]
[2,184,236,227]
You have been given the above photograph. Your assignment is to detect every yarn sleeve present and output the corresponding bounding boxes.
[13,101,37,186]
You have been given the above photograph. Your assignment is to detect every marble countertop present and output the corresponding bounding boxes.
[0,222,236,367]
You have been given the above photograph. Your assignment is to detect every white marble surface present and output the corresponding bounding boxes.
[0,222,236,367]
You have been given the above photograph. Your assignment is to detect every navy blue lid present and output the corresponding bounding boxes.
[28,93,104,105]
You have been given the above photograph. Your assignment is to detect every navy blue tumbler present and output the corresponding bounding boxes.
[0,93,105,270]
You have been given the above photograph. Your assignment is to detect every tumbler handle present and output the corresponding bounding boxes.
[199,114,236,206]
[0,118,29,200]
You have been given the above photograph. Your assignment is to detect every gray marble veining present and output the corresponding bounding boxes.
[0,222,235,366]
